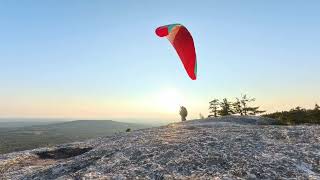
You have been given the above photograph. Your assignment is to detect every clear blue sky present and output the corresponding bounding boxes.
[0,1,319,122]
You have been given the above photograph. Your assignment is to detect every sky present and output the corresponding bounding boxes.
[0,1,319,123]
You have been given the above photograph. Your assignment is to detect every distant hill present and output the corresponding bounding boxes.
[0,120,152,154]
[0,121,59,128]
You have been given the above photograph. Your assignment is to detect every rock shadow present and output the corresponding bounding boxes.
[36,147,93,160]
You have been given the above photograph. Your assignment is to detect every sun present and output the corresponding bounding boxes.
[154,88,185,113]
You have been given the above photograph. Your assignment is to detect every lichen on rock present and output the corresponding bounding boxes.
[0,116,319,179]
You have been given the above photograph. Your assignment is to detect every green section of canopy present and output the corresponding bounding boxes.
[194,59,197,77]
[167,24,181,33]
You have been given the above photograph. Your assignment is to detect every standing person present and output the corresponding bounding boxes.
[180,106,188,122]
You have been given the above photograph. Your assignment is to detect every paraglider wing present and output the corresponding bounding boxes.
[155,24,197,80]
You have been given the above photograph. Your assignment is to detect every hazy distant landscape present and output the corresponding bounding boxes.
[0,120,152,154]
[0,120,60,128]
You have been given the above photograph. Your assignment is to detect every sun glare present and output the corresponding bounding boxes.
[154,89,185,113]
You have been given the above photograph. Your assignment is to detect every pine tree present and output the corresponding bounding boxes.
[240,94,265,115]
[246,107,266,115]
[209,99,220,117]
[218,98,234,116]
[233,98,243,116]
[313,104,320,124]
[240,94,255,115]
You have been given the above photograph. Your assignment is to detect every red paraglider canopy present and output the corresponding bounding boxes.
[155,24,197,80]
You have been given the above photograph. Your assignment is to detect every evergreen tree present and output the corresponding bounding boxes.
[240,94,255,115]
[218,98,234,116]
[240,94,265,115]
[264,104,320,125]
[209,99,220,117]
[311,104,320,123]
[233,98,243,116]
[246,107,266,115]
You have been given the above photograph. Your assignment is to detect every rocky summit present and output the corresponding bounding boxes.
[0,116,319,179]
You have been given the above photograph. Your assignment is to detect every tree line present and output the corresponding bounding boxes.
[180,94,319,125]
[263,104,320,125]
[208,94,265,117]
